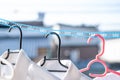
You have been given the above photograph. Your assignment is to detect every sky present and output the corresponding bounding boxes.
[0,0,120,31]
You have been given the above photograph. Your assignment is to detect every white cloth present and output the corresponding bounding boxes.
[37,59,92,80]
[93,71,120,80]
[100,39,120,63]
[0,49,60,80]
[0,57,14,80]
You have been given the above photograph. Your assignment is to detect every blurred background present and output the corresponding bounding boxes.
[0,0,120,77]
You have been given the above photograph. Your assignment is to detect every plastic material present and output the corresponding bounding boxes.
[80,34,120,77]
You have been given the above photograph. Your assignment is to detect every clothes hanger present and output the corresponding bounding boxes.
[80,34,120,77]
[41,32,68,72]
[1,25,22,65]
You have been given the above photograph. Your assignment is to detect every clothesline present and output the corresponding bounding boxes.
[0,18,120,38]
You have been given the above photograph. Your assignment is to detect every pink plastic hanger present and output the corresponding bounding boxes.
[80,34,120,77]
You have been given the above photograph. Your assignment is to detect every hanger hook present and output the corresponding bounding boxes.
[8,25,22,50]
[44,32,68,68]
[45,32,61,59]
[1,25,23,65]
[87,34,105,59]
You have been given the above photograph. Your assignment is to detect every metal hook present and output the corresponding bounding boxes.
[1,25,22,65]
[41,32,68,69]
[8,25,22,50]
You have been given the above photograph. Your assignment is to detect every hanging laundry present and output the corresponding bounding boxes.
[0,49,60,80]
[37,59,92,80]
[0,57,14,80]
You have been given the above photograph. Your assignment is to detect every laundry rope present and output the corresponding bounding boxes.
[0,18,120,39]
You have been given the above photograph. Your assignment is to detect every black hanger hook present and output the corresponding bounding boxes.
[42,32,68,68]
[45,32,61,59]
[8,25,22,50]
[1,25,23,65]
